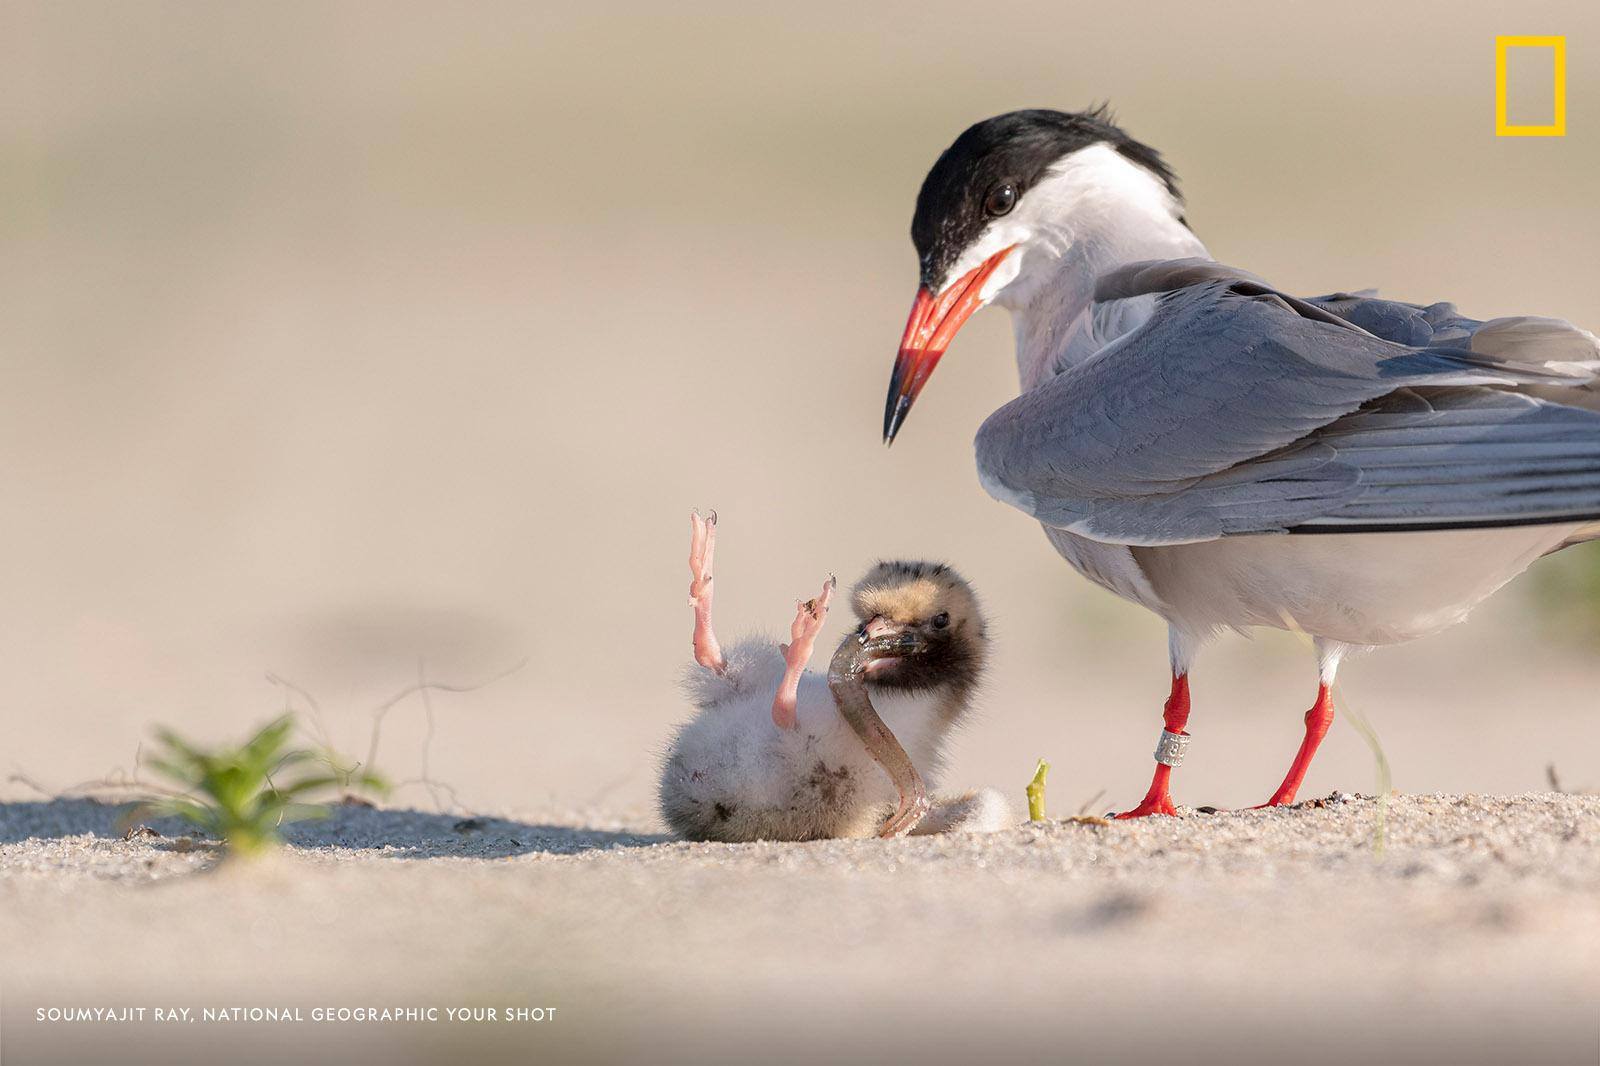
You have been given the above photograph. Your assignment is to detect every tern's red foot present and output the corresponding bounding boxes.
[1112,674,1191,819]
[688,510,725,673]
[1115,765,1179,819]
[1256,684,1335,808]
[771,576,835,730]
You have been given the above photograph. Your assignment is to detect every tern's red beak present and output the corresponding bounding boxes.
[883,245,1016,444]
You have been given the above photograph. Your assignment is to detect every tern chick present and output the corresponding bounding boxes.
[660,511,1011,842]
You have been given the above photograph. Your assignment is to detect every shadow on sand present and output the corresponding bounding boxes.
[0,798,667,859]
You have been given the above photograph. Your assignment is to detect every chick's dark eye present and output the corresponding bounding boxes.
[932,612,951,629]
[984,183,1016,217]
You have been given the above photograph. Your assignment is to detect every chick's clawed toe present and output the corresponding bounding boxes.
[772,575,835,730]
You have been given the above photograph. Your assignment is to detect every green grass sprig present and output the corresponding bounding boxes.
[127,715,385,858]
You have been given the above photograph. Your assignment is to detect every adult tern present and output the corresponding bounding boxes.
[884,107,1600,816]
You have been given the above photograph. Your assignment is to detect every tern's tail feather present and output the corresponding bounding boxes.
[1548,519,1600,555]
[1471,316,1600,376]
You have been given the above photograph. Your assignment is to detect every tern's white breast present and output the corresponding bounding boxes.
[1128,524,1586,645]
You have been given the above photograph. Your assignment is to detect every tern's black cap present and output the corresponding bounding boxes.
[910,107,1182,291]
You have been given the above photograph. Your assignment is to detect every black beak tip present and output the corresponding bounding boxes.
[882,395,911,446]
[883,360,906,445]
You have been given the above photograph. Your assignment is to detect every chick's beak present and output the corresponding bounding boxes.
[863,615,898,640]
[860,615,927,674]
[884,244,1016,444]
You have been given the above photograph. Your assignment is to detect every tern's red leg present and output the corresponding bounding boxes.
[771,576,835,730]
[1258,685,1334,807]
[688,510,725,673]
[1115,673,1191,819]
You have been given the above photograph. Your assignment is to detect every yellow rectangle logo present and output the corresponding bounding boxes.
[1496,35,1566,136]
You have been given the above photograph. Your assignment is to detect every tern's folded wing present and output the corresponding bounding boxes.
[976,266,1600,545]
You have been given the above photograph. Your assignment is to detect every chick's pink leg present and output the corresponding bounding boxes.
[771,576,835,730]
[688,510,725,673]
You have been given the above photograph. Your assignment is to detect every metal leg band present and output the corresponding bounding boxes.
[1153,729,1190,768]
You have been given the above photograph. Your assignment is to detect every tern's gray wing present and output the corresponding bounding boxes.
[1306,289,1600,367]
[1100,259,1600,366]
[977,263,1600,545]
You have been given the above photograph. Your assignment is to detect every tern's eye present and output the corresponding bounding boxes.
[932,612,951,629]
[983,183,1016,217]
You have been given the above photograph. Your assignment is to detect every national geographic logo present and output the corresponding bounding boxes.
[1496,36,1566,137]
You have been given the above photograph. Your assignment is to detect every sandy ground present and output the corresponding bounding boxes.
[2,792,1597,1065]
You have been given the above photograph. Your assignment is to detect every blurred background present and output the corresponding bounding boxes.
[3,0,1598,820]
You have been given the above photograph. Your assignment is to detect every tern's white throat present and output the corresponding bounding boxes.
[993,144,1211,390]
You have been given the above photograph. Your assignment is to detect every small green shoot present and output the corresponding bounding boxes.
[126,715,385,858]
[1338,688,1391,856]
[1026,758,1050,822]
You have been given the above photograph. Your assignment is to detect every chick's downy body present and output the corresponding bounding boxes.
[660,519,1009,842]
[667,639,942,840]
